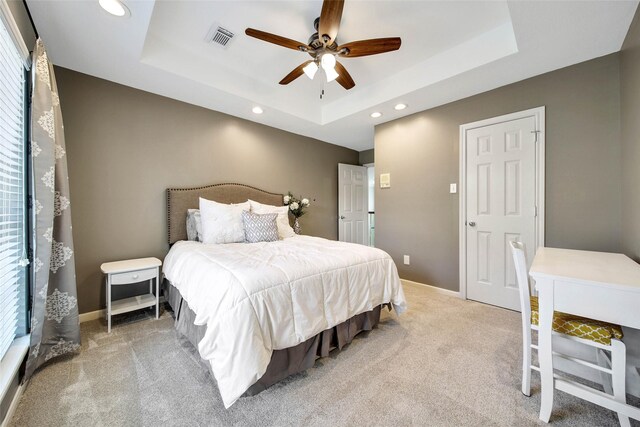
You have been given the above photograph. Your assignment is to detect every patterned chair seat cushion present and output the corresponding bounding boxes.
[530,296,623,345]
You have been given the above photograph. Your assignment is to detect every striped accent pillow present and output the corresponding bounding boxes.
[242,211,279,243]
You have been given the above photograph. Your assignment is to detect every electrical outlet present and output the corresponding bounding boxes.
[403,255,410,265]
[449,183,457,194]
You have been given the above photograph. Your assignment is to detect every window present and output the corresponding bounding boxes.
[0,14,27,361]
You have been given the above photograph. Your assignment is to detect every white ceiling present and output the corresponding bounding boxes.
[27,0,639,151]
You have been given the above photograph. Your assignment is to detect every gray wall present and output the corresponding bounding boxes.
[621,7,640,262]
[55,67,358,314]
[359,149,374,165]
[375,54,622,291]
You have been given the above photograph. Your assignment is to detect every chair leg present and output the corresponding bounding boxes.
[611,339,630,427]
[522,326,532,396]
[596,348,613,395]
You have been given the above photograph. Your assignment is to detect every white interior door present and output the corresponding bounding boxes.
[338,163,368,244]
[465,116,537,311]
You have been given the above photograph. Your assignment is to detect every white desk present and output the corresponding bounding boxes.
[530,247,640,423]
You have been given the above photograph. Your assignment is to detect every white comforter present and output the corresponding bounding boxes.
[163,235,406,408]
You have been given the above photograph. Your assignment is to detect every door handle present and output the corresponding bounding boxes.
[468,221,476,227]
[340,215,346,220]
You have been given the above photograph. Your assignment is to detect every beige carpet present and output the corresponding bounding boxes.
[10,283,640,426]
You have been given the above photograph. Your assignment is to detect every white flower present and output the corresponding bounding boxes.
[301,198,309,206]
[283,195,291,204]
[290,202,299,210]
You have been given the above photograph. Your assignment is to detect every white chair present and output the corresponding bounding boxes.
[509,241,629,427]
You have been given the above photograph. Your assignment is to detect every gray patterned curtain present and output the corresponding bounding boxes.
[25,39,80,379]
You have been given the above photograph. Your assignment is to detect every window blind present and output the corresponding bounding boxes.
[0,15,26,361]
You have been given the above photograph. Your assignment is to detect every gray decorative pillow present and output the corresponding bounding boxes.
[186,209,202,242]
[242,211,278,243]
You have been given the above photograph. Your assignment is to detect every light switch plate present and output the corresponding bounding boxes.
[380,173,391,188]
[403,255,410,265]
[449,183,457,194]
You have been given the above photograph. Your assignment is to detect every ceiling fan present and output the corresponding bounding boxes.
[245,0,401,90]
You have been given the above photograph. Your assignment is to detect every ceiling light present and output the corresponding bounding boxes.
[394,103,407,110]
[99,0,129,17]
[252,106,263,114]
[303,62,318,80]
[320,53,336,70]
[320,54,339,82]
[370,112,382,118]
[325,67,339,82]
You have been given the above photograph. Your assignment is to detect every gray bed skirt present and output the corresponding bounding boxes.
[163,279,388,396]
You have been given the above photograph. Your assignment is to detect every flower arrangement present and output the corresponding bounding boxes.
[284,192,310,218]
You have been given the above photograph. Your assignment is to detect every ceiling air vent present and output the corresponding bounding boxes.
[206,25,235,48]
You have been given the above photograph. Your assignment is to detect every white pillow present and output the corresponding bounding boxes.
[249,199,296,239]
[199,197,250,244]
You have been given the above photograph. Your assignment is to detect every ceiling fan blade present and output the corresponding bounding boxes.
[318,0,344,46]
[335,61,355,90]
[245,28,309,52]
[338,37,402,58]
[279,61,313,85]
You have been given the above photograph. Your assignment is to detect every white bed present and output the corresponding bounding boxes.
[163,234,406,408]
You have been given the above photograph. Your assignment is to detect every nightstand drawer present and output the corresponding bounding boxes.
[110,267,157,285]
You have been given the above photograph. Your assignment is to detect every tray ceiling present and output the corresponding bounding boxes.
[26,0,639,151]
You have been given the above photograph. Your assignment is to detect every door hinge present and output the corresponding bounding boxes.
[531,130,541,143]
[534,205,538,217]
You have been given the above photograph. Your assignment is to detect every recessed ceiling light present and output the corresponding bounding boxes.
[370,112,382,118]
[99,0,130,17]
[252,106,264,114]
[394,103,407,110]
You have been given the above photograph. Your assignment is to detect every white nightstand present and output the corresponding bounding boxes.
[100,257,162,333]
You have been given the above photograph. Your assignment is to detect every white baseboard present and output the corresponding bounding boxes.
[1,380,26,427]
[401,279,461,298]
[79,309,105,323]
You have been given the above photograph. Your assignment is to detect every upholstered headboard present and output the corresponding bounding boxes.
[167,183,283,244]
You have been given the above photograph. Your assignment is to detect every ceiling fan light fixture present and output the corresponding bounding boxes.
[244,0,402,91]
[325,67,339,82]
[394,103,407,110]
[303,62,318,80]
[370,112,382,118]
[98,0,129,17]
[320,53,336,71]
